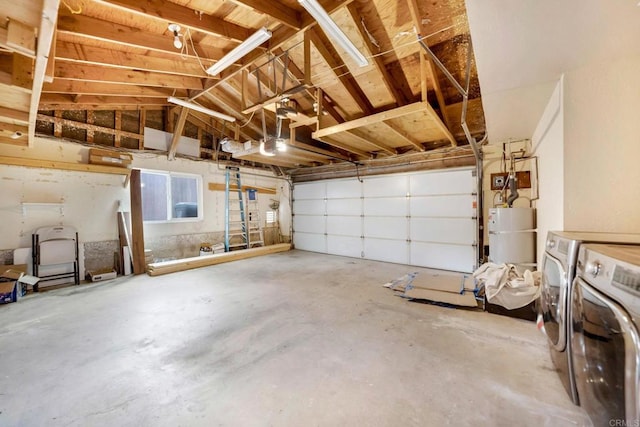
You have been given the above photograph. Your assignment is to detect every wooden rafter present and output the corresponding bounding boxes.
[39,94,167,109]
[54,62,205,90]
[97,0,252,42]
[229,0,302,30]
[42,80,184,97]
[55,42,208,78]
[191,0,357,100]
[168,107,188,160]
[347,2,406,107]
[56,12,224,60]
[307,28,373,115]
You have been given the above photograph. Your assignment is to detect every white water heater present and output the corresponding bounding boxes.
[488,207,536,270]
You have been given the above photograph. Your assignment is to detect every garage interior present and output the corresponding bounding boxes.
[0,0,639,425]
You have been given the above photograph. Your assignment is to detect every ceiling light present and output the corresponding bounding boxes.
[167,96,236,122]
[260,138,277,156]
[168,23,182,50]
[10,131,23,139]
[206,27,272,76]
[298,0,368,67]
[276,138,287,152]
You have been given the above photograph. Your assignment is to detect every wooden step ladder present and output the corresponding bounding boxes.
[225,167,248,251]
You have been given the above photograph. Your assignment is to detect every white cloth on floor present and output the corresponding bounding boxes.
[473,262,541,310]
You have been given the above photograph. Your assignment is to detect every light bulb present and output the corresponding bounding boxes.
[173,35,182,49]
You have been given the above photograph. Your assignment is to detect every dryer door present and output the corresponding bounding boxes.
[571,277,640,425]
[541,253,567,350]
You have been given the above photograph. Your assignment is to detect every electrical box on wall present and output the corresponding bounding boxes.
[490,171,532,190]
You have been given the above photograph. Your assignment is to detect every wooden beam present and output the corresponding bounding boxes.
[138,108,146,149]
[129,169,146,275]
[0,107,29,125]
[347,129,396,155]
[406,0,451,132]
[382,121,425,152]
[98,0,251,42]
[229,0,301,30]
[315,136,371,158]
[44,29,56,84]
[55,41,208,78]
[39,94,168,109]
[0,154,131,176]
[168,107,189,160]
[303,30,312,86]
[57,11,224,60]
[11,53,33,91]
[425,102,457,147]
[0,122,28,140]
[53,62,205,90]
[37,113,144,141]
[208,182,277,195]
[42,80,181,97]
[114,110,122,147]
[314,102,428,138]
[6,19,36,57]
[288,138,351,162]
[147,244,292,276]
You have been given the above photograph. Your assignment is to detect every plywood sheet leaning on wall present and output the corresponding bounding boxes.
[146,243,291,276]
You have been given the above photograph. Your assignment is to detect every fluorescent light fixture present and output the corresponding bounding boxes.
[167,96,236,122]
[299,0,368,67]
[206,27,272,76]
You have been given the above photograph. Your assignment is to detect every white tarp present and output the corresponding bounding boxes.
[473,262,541,309]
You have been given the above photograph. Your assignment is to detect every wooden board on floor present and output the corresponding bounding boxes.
[146,243,291,276]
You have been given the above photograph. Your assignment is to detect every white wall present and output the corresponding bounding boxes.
[0,137,286,251]
[531,77,565,263]
[563,55,640,233]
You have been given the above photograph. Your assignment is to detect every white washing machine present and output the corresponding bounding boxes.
[539,231,640,405]
[571,244,640,425]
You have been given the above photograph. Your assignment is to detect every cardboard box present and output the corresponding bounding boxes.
[0,265,39,304]
[88,148,133,168]
[87,268,117,282]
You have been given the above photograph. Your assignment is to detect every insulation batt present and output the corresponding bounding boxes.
[473,262,541,310]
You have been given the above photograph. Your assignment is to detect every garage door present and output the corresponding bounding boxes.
[293,168,478,273]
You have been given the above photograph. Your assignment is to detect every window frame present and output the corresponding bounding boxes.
[140,169,203,224]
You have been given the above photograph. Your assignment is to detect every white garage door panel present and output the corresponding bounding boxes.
[364,238,408,264]
[293,168,477,273]
[364,197,407,217]
[294,215,324,233]
[327,216,361,237]
[326,198,361,216]
[364,217,407,240]
[410,242,476,273]
[328,235,362,258]
[293,182,325,200]
[294,232,326,253]
[410,170,474,195]
[364,175,407,197]
[293,199,325,215]
[327,179,361,198]
[410,218,476,244]
[410,194,475,218]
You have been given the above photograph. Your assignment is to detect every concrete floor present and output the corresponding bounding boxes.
[0,250,590,426]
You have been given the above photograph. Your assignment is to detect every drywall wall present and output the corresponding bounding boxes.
[563,55,640,233]
[531,77,564,264]
[0,137,287,267]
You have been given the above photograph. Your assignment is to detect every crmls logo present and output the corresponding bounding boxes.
[609,420,640,427]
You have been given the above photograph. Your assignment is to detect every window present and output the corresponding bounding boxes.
[141,170,202,222]
[265,210,276,224]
